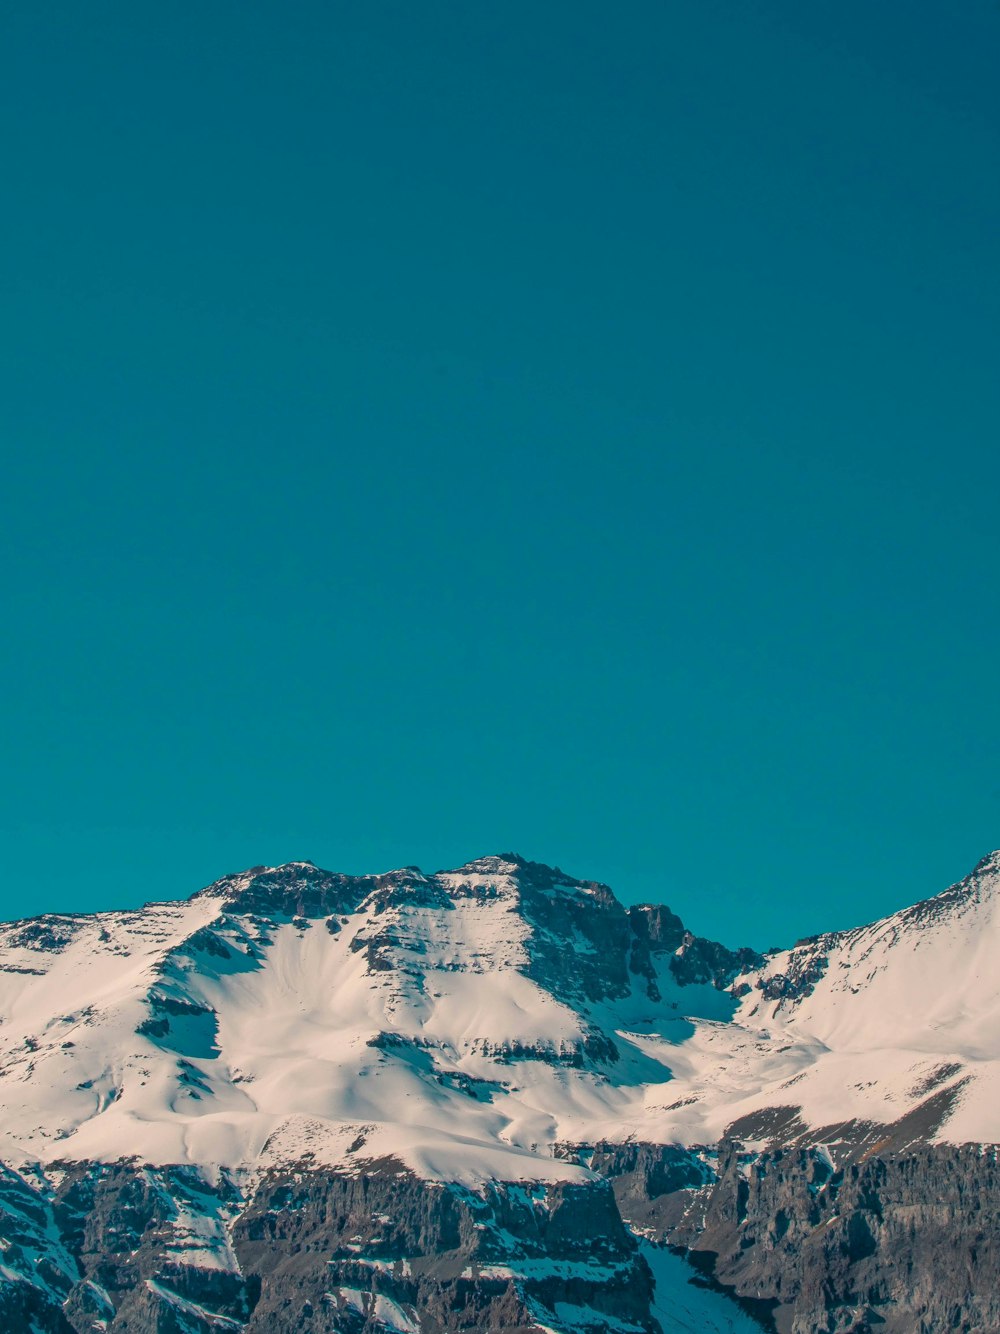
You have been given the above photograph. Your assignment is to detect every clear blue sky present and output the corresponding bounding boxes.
[2,2,998,946]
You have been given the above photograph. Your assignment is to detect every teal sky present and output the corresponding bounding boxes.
[2,2,998,947]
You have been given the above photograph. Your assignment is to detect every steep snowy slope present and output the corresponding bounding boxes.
[0,855,739,1182]
[723,847,1000,1145]
[2,849,998,1334]
[598,850,1000,1152]
[0,850,997,1188]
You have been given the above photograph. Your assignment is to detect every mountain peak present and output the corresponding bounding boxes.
[3,847,1000,1187]
[972,848,1000,877]
[450,852,528,875]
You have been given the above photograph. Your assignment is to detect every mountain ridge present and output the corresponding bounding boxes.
[0,848,997,1183]
[1,848,999,1333]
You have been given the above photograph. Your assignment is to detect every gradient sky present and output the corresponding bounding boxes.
[2,1,998,946]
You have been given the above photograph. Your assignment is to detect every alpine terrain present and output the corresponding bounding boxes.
[1,850,998,1333]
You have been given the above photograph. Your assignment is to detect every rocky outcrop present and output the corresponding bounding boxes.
[0,1163,77,1332]
[756,948,830,1003]
[628,902,766,993]
[203,862,369,919]
[236,1160,656,1333]
[689,1141,1000,1334]
[4,1134,1000,1331]
[0,1159,660,1333]
[55,1162,256,1332]
[589,1137,1000,1334]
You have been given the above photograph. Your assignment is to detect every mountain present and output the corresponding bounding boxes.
[0,850,997,1332]
[0,853,760,1180]
[723,847,1000,1149]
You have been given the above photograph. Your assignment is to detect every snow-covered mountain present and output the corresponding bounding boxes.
[723,847,1000,1149]
[1,849,997,1184]
[1,848,999,1333]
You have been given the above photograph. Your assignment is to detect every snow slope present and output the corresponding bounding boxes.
[723,847,1000,1145]
[0,851,997,1183]
[642,1245,765,1334]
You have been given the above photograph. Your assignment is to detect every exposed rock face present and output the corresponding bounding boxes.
[0,1163,77,1333]
[202,862,368,920]
[587,1138,1000,1334]
[562,1141,716,1238]
[0,1159,657,1333]
[756,950,830,1003]
[628,902,766,992]
[237,1162,654,1333]
[692,1142,1000,1333]
[7,1119,1000,1332]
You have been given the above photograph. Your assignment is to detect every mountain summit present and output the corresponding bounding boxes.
[0,851,996,1180]
[0,850,999,1333]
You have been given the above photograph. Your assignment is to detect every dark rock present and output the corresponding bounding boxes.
[235,1161,657,1334]
[588,1134,1000,1334]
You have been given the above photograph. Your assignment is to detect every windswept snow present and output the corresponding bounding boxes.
[0,851,997,1184]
